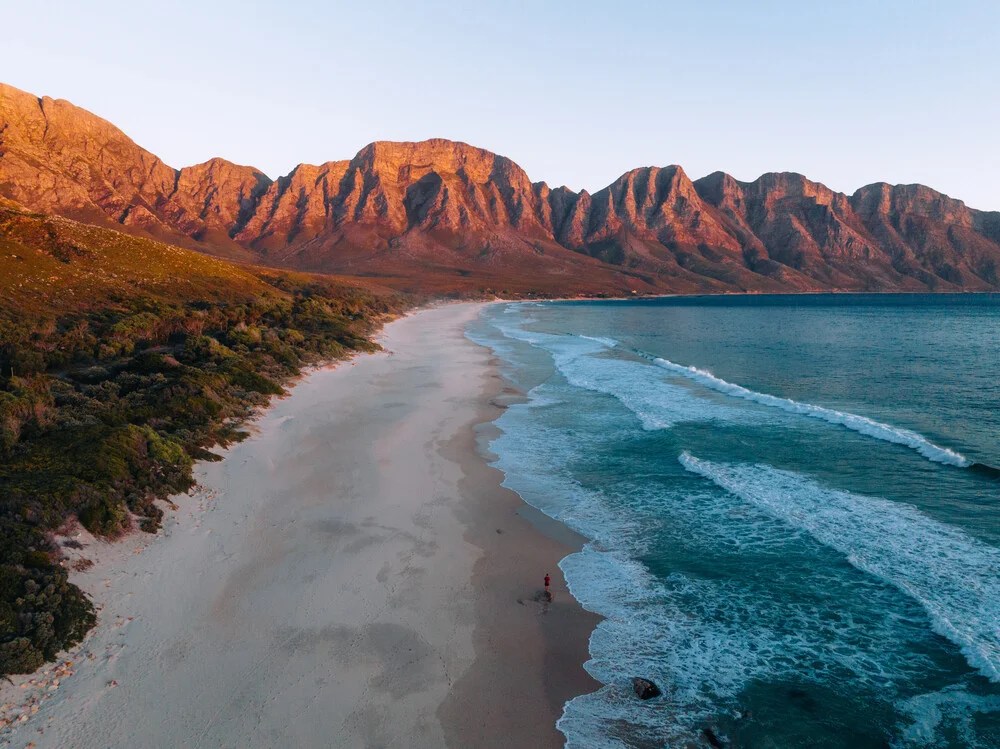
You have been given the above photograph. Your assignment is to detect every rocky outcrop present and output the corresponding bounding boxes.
[162,158,271,246]
[3,81,999,293]
[234,161,351,254]
[632,677,662,700]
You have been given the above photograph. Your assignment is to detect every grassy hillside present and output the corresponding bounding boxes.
[0,202,410,674]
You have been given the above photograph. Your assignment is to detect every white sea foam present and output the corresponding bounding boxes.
[490,323,750,430]
[557,324,968,468]
[680,453,1000,684]
[649,353,971,467]
[578,334,620,348]
[502,301,545,313]
[895,685,1000,748]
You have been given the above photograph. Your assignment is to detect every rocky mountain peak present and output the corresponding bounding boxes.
[851,182,973,226]
[2,81,1000,293]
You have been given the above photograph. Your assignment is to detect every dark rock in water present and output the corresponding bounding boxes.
[702,727,725,747]
[631,677,661,700]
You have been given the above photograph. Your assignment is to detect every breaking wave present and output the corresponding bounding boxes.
[586,333,973,468]
[654,356,969,466]
[680,453,1000,684]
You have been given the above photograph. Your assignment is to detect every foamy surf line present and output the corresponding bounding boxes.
[578,334,972,469]
[680,452,1000,684]
[500,320,973,468]
[654,355,968,466]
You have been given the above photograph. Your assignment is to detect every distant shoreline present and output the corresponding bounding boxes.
[542,289,1000,302]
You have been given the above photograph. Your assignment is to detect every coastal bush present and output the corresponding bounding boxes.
[0,209,410,674]
[223,364,284,396]
[78,494,129,536]
[0,541,97,674]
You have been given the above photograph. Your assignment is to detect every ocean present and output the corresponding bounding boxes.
[467,294,1000,749]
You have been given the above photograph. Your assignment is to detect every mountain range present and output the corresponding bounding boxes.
[2,81,998,295]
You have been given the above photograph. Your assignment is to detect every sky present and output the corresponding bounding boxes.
[3,0,998,210]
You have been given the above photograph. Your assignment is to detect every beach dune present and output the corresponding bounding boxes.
[5,303,597,749]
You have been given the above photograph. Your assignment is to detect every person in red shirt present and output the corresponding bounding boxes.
[544,573,551,589]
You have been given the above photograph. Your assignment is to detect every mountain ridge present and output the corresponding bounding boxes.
[2,81,998,294]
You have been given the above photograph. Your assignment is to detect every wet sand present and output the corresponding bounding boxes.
[0,303,599,748]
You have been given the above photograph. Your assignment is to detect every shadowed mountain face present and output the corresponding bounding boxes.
[2,81,999,293]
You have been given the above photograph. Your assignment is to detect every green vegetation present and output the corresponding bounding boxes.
[0,204,408,675]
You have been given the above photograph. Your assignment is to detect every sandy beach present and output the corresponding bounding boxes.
[0,302,599,749]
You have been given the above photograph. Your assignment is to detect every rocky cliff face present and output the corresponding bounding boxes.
[0,83,268,260]
[692,172,1000,291]
[3,81,999,293]
[163,158,271,247]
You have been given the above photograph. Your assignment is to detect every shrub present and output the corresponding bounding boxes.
[22,550,51,569]
[78,495,129,536]
[0,637,45,674]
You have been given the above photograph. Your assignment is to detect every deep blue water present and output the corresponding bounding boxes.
[467,294,1000,749]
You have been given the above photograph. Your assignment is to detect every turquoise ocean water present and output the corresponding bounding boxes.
[467,295,1000,748]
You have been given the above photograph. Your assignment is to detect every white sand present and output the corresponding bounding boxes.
[3,303,496,748]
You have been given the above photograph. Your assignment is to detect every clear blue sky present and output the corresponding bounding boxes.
[4,0,998,209]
